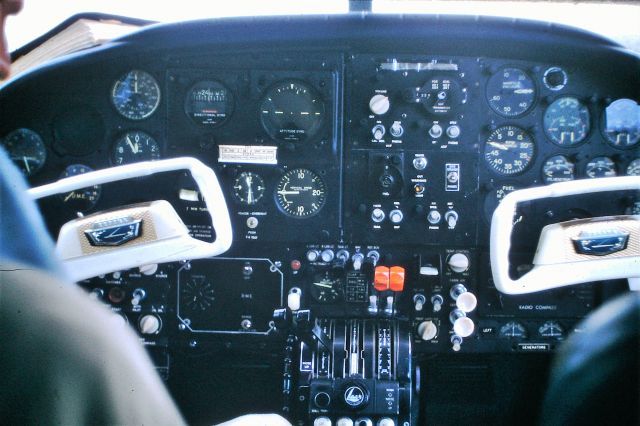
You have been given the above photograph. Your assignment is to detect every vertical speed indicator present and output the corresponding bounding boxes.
[275,168,326,218]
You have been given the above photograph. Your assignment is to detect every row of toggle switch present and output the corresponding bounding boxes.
[371,207,460,228]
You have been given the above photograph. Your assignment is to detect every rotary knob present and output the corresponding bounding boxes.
[448,252,469,273]
[417,320,438,341]
[369,94,390,115]
[138,314,161,335]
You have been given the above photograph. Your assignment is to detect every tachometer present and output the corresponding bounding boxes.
[259,81,325,142]
[543,97,590,146]
[275,168,326,218]
[185,80,234,126]
[585,156,616,178]
[59,164,101,212]
[484,126,535,176]
[111,70,161,120]
[233,172,265,205]
[542,155,575,184]
[113,130,161,165]
[486,67,536,117]
[1,128,46,176]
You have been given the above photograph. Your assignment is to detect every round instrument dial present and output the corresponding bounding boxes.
[310,271,343,303]
[185,80,234,126]
[416,76,464,116]
[113,131,161,165]
[627,158,640,176]
[484,126,535,176]
[543,97,590,146]
[585,156,617,178]
[275,168,326,218]
[59,164,101,212]
[111,70,161,120]
[542,155,575,184]
[182,276,215,312]
[233,172,265,205]
[602,98,640,148]
[486,67,536,117]
[259,81,325,142]
[499,321,528,339]
[2,128,46,176]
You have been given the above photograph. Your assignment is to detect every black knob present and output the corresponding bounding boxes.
[314,391,331,408]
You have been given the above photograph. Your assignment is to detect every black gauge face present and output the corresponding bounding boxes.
[602,98,640,148]
[483,184,521,222]
[182,276,215,312]
[415,77,464,115]
[259,81,325,142]
[59,164,101,212]
[499,321,527,339]
[585,156,617,178]
[185,80,234,126]
[2,128,46,176]
[538,321,564,338]
[486,67,536,117]
[111,70,161,120]
[310,270,343,303]
[275,168,327,218]
[542,155,575,184]
[484,126,535,176]
[113,130,161,165]
[627,159,640,176]
[233,172,265,205]
[543,97,590,146]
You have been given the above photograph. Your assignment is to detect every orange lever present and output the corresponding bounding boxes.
[374,266,390,291]
[389,266,405,291]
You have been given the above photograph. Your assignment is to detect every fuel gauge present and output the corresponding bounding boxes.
[542,155,575,184]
